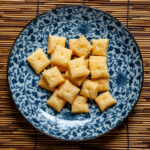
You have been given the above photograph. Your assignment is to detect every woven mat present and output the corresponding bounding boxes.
[0,0,150,149]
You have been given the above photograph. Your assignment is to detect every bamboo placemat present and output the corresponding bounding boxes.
[0,0,150,149]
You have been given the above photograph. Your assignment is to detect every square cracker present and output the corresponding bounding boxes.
[57,80,80,104]
[68,56,90,79]
[51,45,72,68]
[72,96,89,113]
[47,35,66,54]
[89,56,109,79]
[92,39,109,56]
[42,66,65,89]
[95,91,117,112]
[47,89,66,112]
[26,48,50,74]
[38,76,54,91]
[80,79,99,99]
[92,77,109,92]
[71,35,92,57]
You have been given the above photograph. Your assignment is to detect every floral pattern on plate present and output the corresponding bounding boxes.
[8,5,143,140]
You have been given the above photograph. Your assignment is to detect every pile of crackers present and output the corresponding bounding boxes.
[27,35,116,113]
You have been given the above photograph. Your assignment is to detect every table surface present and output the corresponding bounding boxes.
[0,0,150,149]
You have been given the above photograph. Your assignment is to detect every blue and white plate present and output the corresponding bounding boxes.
[8,5,143,141]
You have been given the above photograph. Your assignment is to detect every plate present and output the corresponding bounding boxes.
[8,5,143,141]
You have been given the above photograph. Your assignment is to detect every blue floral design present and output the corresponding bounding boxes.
[115,71,128,88]
[8,5,143,141]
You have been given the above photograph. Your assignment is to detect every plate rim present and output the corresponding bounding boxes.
[7,5,144,141]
